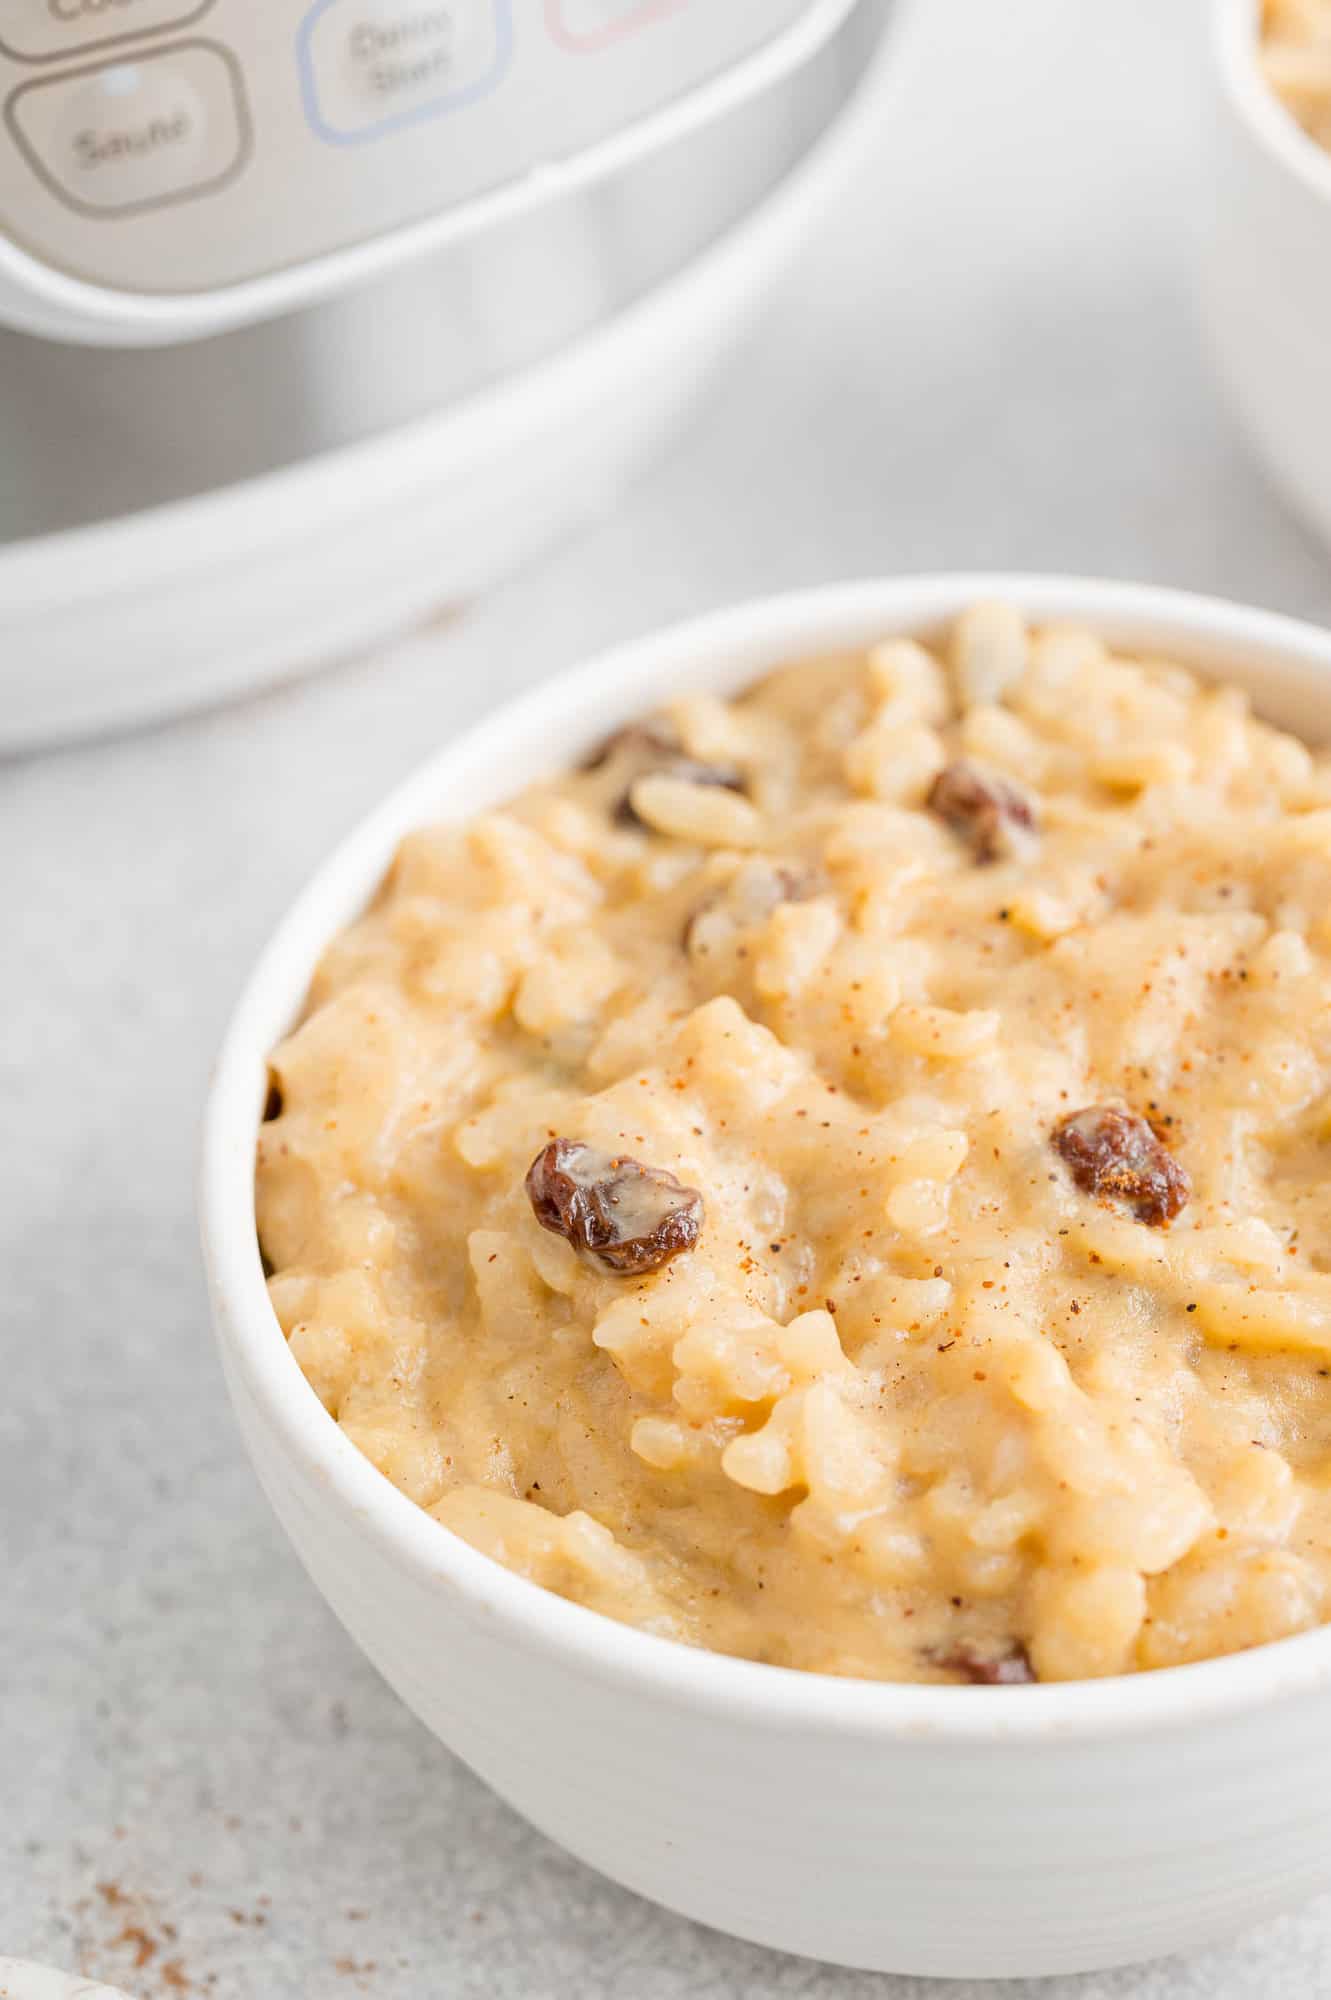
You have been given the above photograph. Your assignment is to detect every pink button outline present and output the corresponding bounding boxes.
[544,0,686,54]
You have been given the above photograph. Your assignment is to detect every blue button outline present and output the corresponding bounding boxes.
[297,0,513,146]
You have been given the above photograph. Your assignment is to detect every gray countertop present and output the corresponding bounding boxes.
[7,0,1331,1993]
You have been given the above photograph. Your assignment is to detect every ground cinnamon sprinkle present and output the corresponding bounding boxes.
[76,1879,188,1993]
[334,1957,379,1991]
[113,1922,158,1969]
[73,1870,218,1994]
[66,1835,383,1994]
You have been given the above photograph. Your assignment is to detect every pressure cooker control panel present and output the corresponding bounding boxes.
[0,0,829,296]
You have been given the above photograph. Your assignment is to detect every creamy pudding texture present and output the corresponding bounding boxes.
[1262,0,1331,148]
[257,605,1331,1682]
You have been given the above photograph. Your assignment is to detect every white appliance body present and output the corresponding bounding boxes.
[0,0,897,748]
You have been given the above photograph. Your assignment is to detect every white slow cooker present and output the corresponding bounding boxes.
[0,0,897,748]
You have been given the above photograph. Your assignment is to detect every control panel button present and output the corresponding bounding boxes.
[0,0,215,66]
[299,0,512,144]
[545,0,684,52]
[5,41,249,216]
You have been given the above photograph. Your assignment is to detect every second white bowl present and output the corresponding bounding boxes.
[1207,0,1331,549]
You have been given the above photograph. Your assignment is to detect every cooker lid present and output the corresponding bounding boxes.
[0,0,861,343]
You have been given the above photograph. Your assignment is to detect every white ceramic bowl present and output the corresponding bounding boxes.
[1207,0,1331,548]
[202,576,1331,1980]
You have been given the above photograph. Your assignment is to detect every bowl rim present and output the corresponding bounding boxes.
[201,571,1331,1745]
[1216,0,1331,203]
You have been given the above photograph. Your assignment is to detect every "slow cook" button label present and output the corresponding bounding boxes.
[5,40,249,216]
[298,0,512,144]
[0,0,216,66]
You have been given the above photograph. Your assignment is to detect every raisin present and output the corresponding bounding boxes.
[1052,1104,1190,1227]
[525,1139,703,1276]
[933,1642,1036,1685]
[584,721,746,827]
[262,1075,283,1122]
[927,759,1038,863]
[684,859,823,958]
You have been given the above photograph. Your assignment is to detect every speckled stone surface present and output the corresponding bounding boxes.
[7,0,1331,1993]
